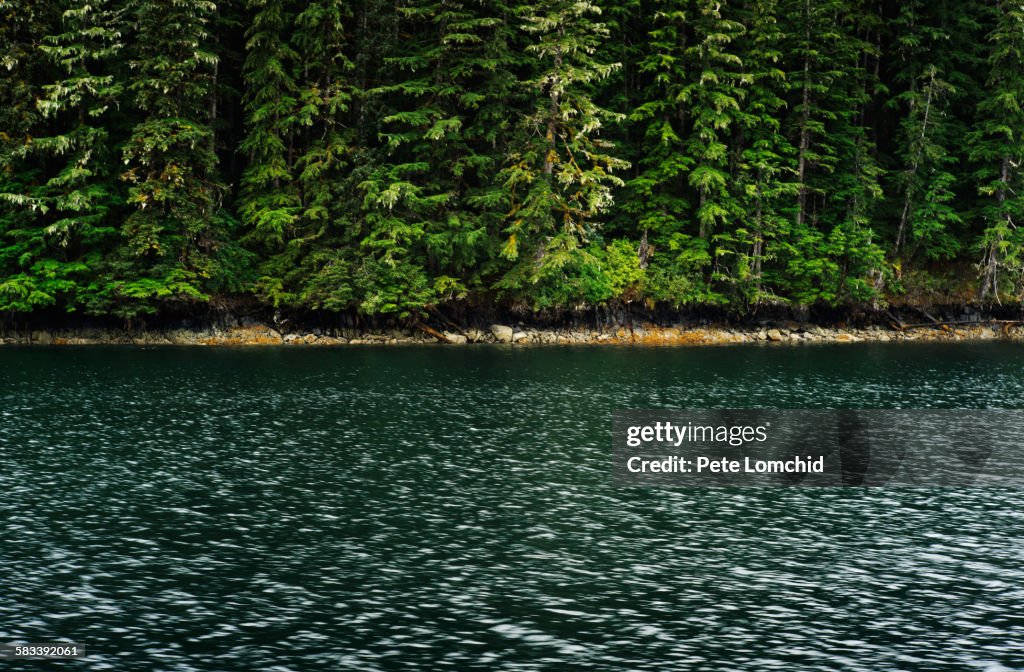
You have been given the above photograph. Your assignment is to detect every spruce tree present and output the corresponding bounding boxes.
[624,0,702,304]
[967,1,1024,302]
[0,0,121,313]
[779,0,885,303]
[112,0,234,316]
[357,0,521,314]
[730,0,799,305]
[496,0,629,306]
[887,0,963,265]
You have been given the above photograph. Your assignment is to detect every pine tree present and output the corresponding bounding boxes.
[111,0,235,317]
[496,0,629,306]
[238,0,300,249]
[239,0,360,312]
[681,0,745,243]
[887,0,963,265]
[357,0,521,315]
[778,0,885,304]
[0,0,122,313]
[967,1,1024,302]
[624,0,702,304]
[730,0,799,305]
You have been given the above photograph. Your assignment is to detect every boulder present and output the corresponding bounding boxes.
[31,330,54,345]
[512,331,529,343]
[490,324,514,343]
[766,329,785,342]
[444,332,468,345]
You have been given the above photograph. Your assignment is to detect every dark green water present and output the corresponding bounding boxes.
[2,343,1023,671]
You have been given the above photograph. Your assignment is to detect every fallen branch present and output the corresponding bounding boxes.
[426,306,469,336]
[884,310,906,331]
[414,322,452,343]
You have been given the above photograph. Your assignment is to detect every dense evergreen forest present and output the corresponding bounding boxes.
[2,0,1024,322]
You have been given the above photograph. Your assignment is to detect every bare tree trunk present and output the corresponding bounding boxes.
[895,68,935,257]
[796,0,811,229]
[980,157,1012,302]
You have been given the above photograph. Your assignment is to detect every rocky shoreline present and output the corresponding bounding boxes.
[4,320,1022,346]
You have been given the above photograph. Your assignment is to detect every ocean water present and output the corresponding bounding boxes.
[2,343,1023,671]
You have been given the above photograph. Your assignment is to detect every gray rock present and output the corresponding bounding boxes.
[444,332,468,345]
[490,324,514,343]
[512,331,529,343]
[767,329,785,342]
[31,330,53,345]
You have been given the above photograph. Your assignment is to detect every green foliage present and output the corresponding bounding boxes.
[496,0,630,306]
[966,1,1024,302]
[1,0,1021,319]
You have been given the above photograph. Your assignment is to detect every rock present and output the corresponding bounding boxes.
[835,333,861,343]
[466,329,486,343]
[167,329,196,345]
[444,332,468,345]
[284,333,301,343]
[767,329,785,342]
[490,324,514,343]
[302,334,319,344]
[31,330,53,345]
[512,331,529,344]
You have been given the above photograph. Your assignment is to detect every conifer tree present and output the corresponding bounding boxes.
[496,0,629,306]
[682,0,745,243]
[112,0,236,316]
[730,0,799,304]
[624,0,702,304]
[967,1,1024,301]
[357,0,521,314]
[0,0,121,313]
[779,0,885,303]
[239,0,360,311]
[239,0,300,249]
[887,0,963,264]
